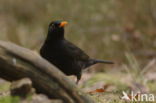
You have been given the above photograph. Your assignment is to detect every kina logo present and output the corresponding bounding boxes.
[121,91,155,102]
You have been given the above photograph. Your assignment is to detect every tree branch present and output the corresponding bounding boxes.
[0,40,95,103]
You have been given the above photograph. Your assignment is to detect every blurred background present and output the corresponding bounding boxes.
[0,0,156,102]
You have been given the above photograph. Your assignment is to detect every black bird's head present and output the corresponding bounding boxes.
[47,21,68,40]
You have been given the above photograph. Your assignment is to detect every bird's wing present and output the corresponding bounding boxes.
[62,40,90,61]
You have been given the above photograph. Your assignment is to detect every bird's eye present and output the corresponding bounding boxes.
[51,24,55,29]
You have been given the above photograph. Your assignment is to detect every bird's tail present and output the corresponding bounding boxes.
[93,59,114,64]
[85,59,114,68]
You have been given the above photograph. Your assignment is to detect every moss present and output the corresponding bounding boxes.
[0,96,20,103]
[82,73,128,90]
[0,82,10,92]
[147,81,156,93]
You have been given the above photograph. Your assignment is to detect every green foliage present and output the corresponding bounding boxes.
[124,52,144,83]
[0,96,20,103]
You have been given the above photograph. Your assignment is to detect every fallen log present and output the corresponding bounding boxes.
[0,40,95,103]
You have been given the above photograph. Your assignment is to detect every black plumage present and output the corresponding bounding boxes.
[40,21,113,84]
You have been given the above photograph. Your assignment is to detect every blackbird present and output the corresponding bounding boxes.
[40,21,113,84]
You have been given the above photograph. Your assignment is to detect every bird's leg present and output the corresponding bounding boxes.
[76,73,81,85]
